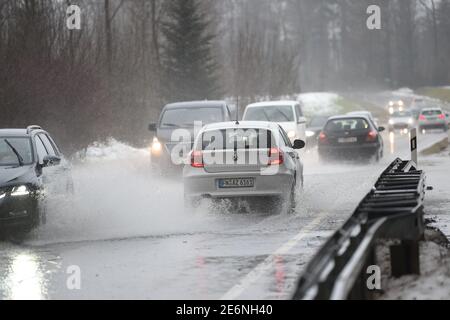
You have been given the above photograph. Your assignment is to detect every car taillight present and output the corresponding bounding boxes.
[268,148,284,165]
[419,115,426,121]
[191,150,204,168]
[319,132,328,144]
[366,130,378,142]
[438,114,446,120]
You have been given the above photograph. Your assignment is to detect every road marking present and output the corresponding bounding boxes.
[220,211,330,300]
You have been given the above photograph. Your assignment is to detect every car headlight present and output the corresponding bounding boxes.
[287,131,296,139]
[389,119,394,125]
[306,130,315,138]
[389,107,394,114]
[408,118,414,124]
[0,190,5,199]
[151,137,162,155]
[11,185,29,197]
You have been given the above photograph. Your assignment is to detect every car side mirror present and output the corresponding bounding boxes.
[42,155,61,167]
[293,139,306,150]
[148,123,157,132]
[378,126,386,132]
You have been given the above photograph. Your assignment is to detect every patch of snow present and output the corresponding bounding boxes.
[296,92,342,116]
[379,241,450,300]
[74,138,149,163]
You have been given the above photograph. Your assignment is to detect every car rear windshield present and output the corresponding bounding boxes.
[160,107,223,128]
[244,106,294,122]
[0,137,33,166]
[422,110,442,116]
[201,129,275,150]
[325,118,370,132]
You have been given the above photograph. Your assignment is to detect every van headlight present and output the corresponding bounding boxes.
[11,185,30,197]
[306,130,315,138]
[151,137,162,155]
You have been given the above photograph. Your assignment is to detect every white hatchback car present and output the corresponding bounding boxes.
[183,121,305,213]
[242,101,307,143]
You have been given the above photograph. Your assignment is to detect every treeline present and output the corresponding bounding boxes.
[0,0,449,152]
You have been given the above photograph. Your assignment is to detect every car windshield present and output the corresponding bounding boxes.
[325,118,370,132]
[244,106,294,122]
[160,107,223,128]
[309,116,329,127]
[201,129,274,150]
[392,111,412,118]
[422,110,442,116]
[0,137,33,166]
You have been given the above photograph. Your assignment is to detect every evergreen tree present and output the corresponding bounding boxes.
[162,0,220,102]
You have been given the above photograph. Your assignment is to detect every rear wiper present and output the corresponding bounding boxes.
[4,139,24,166]
[161,123,179,128]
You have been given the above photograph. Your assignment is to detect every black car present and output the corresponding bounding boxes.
[0,125,72,232]
[148,101,236,174]
[318,116,385,162]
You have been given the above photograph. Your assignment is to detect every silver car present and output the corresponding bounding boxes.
[418,107,448,132]
[183,121,305,213]
[388,110,415,132]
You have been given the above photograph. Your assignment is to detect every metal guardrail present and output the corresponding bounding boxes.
[293,158,426,300]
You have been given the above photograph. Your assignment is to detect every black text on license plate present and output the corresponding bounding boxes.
[338,137,357,143]
[218,178,254,188]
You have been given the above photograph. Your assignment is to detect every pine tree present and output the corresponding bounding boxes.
[162,0,220,102]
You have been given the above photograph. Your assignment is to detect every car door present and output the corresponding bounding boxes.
[295,103,307,142]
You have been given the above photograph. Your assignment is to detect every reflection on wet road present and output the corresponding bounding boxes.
[0,130,446,299]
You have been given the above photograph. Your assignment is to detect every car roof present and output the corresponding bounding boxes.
[421,107,442,111]
[0,129,29,136]
[202,121,281,131]
[347,111,372,116]
[163,101,227,110]
[245,100,298,108]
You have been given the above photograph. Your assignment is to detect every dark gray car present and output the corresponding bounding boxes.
[148,101,236,174]
[0,126,72,233]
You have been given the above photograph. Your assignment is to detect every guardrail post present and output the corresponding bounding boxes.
[390,240,420,277]
[410,128,418,167]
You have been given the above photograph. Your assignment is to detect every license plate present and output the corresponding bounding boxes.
[338,137,357,143]
[218,178,255,188]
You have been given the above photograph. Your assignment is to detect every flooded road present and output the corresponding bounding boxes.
[0,131,446,299]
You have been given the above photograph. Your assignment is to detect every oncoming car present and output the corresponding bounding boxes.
[242,101,306,143]
[0,126,72,233]
[183,121,305,214]
[305,115,330,148]
[388,110,415,132]
[148,101,236,174]
[387,100,405,115]
[318,116,385,162]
